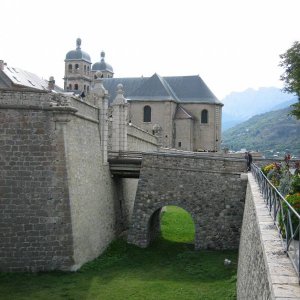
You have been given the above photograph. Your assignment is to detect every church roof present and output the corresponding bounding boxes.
[102,74,222,105]
[65,38,91,63]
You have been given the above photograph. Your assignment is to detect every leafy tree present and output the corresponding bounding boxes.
[279,41,300,119]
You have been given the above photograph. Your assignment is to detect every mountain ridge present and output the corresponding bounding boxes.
[221,106,300,158]
[221,87,297,130]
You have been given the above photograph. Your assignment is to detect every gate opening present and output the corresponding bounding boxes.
[160,206,195,244]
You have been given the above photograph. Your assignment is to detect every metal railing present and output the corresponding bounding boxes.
[252,163,300,281]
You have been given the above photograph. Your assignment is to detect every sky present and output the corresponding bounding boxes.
[1,0,299,99]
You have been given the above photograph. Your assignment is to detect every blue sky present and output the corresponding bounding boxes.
[1,0,299,99]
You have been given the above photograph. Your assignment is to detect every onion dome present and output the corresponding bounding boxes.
[92,51,113,73]
[65,38,91,63]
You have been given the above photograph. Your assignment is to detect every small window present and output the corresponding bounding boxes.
[178,142,182,147]
[87,86,90,93]
[143,105,151,122]
[68,64,72,71]
[84,85,86,91]
[68,84,72,90]
[75,64,79,70]
[74,84,79,90]
[201,109,208,124]
[84,65,86,73]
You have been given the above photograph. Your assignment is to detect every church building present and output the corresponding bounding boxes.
[64,38,223,152]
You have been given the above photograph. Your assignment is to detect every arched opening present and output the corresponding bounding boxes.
[147,205,195,245]
[161,206,195,243]
[201,109,208,124]
[143,105,151,122]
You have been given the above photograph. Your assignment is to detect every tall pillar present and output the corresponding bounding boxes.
[87,71,109,163]
[111,84,128,152]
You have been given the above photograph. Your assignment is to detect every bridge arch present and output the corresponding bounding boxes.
[127,153,247,250]
[146,202,197,245]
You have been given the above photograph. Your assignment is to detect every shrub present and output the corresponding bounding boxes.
[291,174,300,194]
[279,193,300,240]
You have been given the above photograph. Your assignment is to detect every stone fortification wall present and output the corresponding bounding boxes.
[127,124,158,152]
[128,153,248,249]
[237,174,300,299]
[0,90,74,271]
[0,90,124,271]
[61,97,121,270]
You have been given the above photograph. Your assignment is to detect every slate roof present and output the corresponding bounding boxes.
[102,73,222,105]
[65,38,91,63]
[0,64,63,92]
[92,51,113,73]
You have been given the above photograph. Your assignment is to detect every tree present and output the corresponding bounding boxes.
[279,41,300,119]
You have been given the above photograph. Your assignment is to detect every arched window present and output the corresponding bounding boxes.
[75,64,79,70]
[68,83,72,90]
[74,84,79,90]
[68,64,72,72]
[201,109,208,124]
[87,86,89,93]
[84,65,86,73]
[143,105,151,122]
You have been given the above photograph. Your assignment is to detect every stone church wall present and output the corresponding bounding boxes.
[128,101,177,148]
[181,103,222,152]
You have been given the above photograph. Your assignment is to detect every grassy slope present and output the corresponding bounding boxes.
[0,206,237,300]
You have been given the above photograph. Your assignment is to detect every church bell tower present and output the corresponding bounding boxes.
[64,38,92,95]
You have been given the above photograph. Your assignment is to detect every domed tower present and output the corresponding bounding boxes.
[92,51,114,79]
[64,38,92,95]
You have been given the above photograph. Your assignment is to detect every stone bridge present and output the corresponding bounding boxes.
[124,152,248,250]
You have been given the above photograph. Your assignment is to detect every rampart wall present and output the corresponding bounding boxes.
[237,174,300,299]
[0,90,131,271]
[127,124,158,152]
[0,91,75,271]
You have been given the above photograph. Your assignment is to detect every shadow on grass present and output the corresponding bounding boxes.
[0,237,237,300]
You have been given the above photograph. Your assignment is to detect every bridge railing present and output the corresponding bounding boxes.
[252,163,300,281]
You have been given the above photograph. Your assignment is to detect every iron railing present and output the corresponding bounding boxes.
[252,163,300,281]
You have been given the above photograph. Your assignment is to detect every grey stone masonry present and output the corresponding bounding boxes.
[237,174,300,300]
[127,153,248,250]
[0,90,75,271]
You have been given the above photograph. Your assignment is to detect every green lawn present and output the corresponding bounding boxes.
[0,206,237,300]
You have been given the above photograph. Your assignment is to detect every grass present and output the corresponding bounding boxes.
[0,206,237,300]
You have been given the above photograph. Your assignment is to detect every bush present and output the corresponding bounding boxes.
[291,174,300,194]
[279,193,300,240]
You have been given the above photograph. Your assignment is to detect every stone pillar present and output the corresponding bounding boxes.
[111,84,128,152]
[87,71,109,163]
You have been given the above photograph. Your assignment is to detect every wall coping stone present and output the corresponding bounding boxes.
[248,174,300,299]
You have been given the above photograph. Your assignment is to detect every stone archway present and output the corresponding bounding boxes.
[128,201,206,250]
[127,153,247,250]
[160,205,195,244]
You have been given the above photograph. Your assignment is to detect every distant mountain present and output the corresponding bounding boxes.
[222,107,300,158]
[221,87,296,130]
